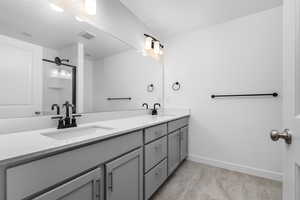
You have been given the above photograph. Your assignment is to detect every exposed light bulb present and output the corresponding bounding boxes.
[50,69,59,77]
[145,37,153,50]
[49,3,64,12]
[60,70,68,79]
[154,41,160,54]
[85,0,97,15]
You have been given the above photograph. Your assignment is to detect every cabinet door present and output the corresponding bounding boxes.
[33,168,103,200]
[106,148,143,200]
[180,127,188,161]
[168,130,181,175]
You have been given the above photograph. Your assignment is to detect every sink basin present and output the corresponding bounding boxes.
[41,126,114,140]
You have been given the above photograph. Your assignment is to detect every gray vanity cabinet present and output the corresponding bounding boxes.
[3,118,189,200]
[32,168,103,200]
[180,126,188,161]
[105,148,143,200]
[167,130,181,175]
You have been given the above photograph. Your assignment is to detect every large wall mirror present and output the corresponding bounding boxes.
[0,1,163,119]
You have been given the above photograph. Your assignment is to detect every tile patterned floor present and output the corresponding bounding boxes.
[151,161,282,200]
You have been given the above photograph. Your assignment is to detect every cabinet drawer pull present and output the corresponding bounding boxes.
[108,172,113,192]
[95,179,101,199]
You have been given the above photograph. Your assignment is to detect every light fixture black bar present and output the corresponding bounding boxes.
[107,97,132,101]
[144,34,159,41]
[42,59,76,68]
[211,93,278,99]
[144,34,164,48]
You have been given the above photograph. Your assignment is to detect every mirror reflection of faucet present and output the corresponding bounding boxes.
[63,101,73,128]
[142,103,149,109]
[51,104,60,115]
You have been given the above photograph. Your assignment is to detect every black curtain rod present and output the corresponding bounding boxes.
[42,59,77,68]
[211,93,278,99]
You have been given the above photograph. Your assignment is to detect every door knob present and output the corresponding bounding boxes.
[270,129,292,144]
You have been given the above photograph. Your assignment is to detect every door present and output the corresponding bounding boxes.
[105,148,143,200]
[0,35,43,118]
[168,130,181,175]
[32,168,103,200]
[180,127,188,161]
[279,0,300,199]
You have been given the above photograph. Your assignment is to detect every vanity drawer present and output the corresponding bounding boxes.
[145,159,167,200]
[144,136,167,172]
[168,117,189,133]
[144,123,167,143]
[6,131,143,200]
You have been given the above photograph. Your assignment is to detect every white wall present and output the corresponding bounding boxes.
[164,7,283,180]
[92,49,163,112]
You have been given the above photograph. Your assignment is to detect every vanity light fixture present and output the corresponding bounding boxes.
[51,69,72,79]
[154,41,160,54]
[145,37,153,50]
[50,3,65,12]
[51,69,59,77]
[144,34,164,56]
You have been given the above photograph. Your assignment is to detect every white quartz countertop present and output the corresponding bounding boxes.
[0,114,189,165]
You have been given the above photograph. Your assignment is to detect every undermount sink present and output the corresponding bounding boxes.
[41,126,114,140]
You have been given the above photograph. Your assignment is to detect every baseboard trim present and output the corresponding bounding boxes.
[188,154,282,182]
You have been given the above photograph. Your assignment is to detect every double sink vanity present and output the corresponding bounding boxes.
[0,114,189,200]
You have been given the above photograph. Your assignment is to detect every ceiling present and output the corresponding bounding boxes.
[120,0,283,39]
[0,0,131,60]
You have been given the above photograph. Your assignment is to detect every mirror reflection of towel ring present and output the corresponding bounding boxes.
[147,84,154,92]
[172,82,181,91]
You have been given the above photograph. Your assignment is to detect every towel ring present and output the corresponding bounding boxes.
[172,82,181,91]
[147,84,154,92]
